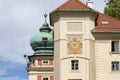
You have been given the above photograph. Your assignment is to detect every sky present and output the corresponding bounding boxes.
[0,0,106,80]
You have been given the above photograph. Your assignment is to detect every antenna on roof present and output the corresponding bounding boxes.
[86,0,93,8]
[43,0,48,22]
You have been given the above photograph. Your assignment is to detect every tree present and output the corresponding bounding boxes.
[104,0,120,19]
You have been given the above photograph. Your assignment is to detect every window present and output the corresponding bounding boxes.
[101,21,109,25]
[42,60,49,64]
[43,78,48,80]
[71,60,79,70]
[42,37,48,41]
[111,41,119,52]
[112,61,119,71]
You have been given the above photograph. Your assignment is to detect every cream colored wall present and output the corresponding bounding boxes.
[28,56,54,80]
[54,19,61,80]
[95,40,120,80]
[60,58,89,80]
[55,12,96,59]
[53,12,96,80]
[30,56,54,68]
[29,74,37,80]
[29,73,53,80]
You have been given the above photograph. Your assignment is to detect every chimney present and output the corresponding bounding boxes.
[86,0,93,8]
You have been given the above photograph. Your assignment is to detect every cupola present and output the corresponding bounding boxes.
[30,13,54,55]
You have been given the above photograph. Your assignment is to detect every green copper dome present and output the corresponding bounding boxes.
[30,13,54,55]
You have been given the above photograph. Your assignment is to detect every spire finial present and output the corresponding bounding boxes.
[39,13,51,33]
[44,13,47,21]
[44,0,47,21]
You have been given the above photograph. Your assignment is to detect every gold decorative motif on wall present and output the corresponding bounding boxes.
[67,37,82,54]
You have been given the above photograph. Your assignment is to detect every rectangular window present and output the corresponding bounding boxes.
[71,60,79,70]
[43,78,48,80]
[112,61,119,71]
[42,37,48,41]
[42,60,49,64]
[111,41,119,52]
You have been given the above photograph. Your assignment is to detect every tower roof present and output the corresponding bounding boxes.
[30,13,54,55]
[52,0,91,12]
[50,0,120,31]
[39,13,51,32]
[95,13,120,31]
[50,0,97,26]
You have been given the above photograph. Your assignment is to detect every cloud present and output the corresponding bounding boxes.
[0,61,27,79]
[0,0,45,64]
[0,67,7,76]
[0,76,27,80]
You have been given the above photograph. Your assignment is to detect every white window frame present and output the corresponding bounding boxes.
[111,40,119,52]
[71,60,79,70]
[111,61,120,71]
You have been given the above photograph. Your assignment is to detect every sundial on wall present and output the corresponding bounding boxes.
[67,37,82,54]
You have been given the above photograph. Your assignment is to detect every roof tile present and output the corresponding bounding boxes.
[96,13,120,31]
[53,0,90,12]
[51,0,120,31]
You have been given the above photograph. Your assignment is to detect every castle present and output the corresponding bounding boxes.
[26,0,120,80]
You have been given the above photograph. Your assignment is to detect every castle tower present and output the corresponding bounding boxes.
[50,0,98,80]
[27,13,54,80]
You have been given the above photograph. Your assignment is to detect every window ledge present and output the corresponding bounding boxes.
[70,70,80,73]
[111,71,120,73]
[109,51,120,55]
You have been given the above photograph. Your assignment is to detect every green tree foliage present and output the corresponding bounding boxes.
[104,0,120,19]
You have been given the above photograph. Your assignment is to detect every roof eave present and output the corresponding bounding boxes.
[91,29,120,34]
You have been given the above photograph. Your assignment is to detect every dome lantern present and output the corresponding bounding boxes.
[39,13,51,33]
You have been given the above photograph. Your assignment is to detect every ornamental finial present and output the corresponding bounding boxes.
[44,13,47,21]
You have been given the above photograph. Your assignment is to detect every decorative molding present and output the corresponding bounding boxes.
[67,36,82,54]
[109,51,120,55]
[61,57,74,60]
[27,67,53,72]
[76,57,90,60]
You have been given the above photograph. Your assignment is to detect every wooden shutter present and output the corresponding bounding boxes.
[38,59,42,65]
[50,76,53,80]
[37,76,41,80]
[50,59,53,65]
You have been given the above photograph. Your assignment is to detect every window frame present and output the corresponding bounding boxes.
[111,61,120,71]
[111,40,119,52]
[71,60,79,70]
[42,60,49,65]
[43,78,48,80]
[42,37,48,41]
